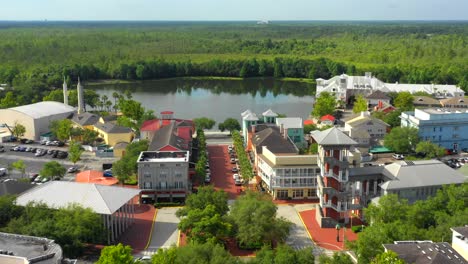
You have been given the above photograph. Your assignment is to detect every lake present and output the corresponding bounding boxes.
[89,78,316,124]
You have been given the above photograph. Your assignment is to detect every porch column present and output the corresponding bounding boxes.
[373,180,378,195]
[365,180,370,195]
[110,215,115,243]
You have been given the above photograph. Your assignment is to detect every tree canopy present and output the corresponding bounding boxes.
[97,243,135,264]
[68,140,83,164]
[49,119,73,141]
[394,92,414,111]
[415,141,446,158]
[11,121,26,139]
[193,117,216,130]
[40,161,66,179]
[384,127,419,153]
[312,92,336,118]
[353,94,368,114]
[218,118,241,134]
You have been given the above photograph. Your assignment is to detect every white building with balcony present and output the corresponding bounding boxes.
[257,146,319,200]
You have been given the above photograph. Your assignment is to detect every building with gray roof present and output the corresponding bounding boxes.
[70,112,100,127]
[0,101,76,140]
[383,241,466,264]
[16,181,140,244]
[0,232,63,264]
[0,181,34,196]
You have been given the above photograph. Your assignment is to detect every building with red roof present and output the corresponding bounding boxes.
[320,115,335,126]
[75,170,119,186]
[304,119,315,126]
[140,119,161,141]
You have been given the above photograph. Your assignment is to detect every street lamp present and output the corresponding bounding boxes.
[335,224,341,242]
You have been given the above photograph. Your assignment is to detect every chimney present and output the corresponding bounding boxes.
[63,77,68,105]
[251,125,256,134]
[77,77,85,114]
[378,100,383,109]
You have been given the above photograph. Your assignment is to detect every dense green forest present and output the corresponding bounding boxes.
[0,21,467,105]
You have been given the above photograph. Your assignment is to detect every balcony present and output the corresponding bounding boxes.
[322,201,348,212]
[323,171,348,182]
[323,156,349,168]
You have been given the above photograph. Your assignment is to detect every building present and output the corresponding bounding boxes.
[140,119,161,141]
[137,151,190,203]
[373,101,396,113]
[344,111,389,148]
[257,146,319,200]
[70,112,100,130]
[365,90,391,108]
[276,117,306,148]
[383,241,466,264]
[113,142,129,158]
[441,97,468,109]
[414,96,442,108]
[379,160,466,203]
[320,115,335,126]
[0,181,34,196]
[93,120,134,147]
[0,101,76,140]
[451,226,468,261]
[241,109,260,144]
[250,126,298,168]
[401,108,468,151]
[316,72,464,103]
[16,181,140,244]
[0,232,63,264]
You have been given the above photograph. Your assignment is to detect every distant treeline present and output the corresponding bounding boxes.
[0,22,467,106]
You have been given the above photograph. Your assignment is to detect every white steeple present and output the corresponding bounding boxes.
[77,77,85,114]
[63,76,68,105]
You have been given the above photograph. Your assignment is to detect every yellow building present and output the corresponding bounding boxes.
[93,121,134,147]
[71,112,100,130]
[257,146,319,200]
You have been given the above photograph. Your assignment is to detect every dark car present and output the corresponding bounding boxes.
[47,149,55,155]
[29,173,39,182]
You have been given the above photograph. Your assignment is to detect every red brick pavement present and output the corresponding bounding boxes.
[207,145,242,200]
[299,209,359,251]
[118,202,156,253]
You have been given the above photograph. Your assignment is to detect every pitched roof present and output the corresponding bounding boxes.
[16,181,140,215]
[241,109,253,117]
[365,90,390,100]
[440,97,468,106]
[383,242,464,264]
[311,127,358,145]
[100,114,118,123]
[149,121,190,151]
[0,181,35,196]
[380,160,466,190]
[94,122,133,134]
[71,112,100,126]
[413,96,441,106]
[320,114,335,121]
[6,101,75,119]
[251,127,297,154]
[451,226,468,238]
[262,109,278,117]
[243,112,259,121]
[140,119,161,132]
[346,115,389,128]
[276,118,303,129]
[304,119,315,125]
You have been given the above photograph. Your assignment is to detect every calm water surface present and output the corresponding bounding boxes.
[90,78,315,124]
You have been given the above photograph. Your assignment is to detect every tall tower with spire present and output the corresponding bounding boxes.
[63,77,68,105]
[77,77,85,114]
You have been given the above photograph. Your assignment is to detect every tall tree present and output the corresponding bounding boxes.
[371,251,406,264]
[394,92,414,111]
[177,186,229,217]
[193,117,216,130]
[97,243,134,264]
[11,121,26,139]
[353,94,368,113]
[68,141,84,164]
[384,127,419,153]
[219,118,241,135]
[415,141,446,158]
[11,160,26,178]
[312,92,336,118]
[49,119,73,141]
[40,161,66,180]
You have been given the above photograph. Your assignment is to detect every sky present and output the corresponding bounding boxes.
[2,0,468,21]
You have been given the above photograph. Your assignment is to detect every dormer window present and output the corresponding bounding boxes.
[459,99,464,103]
[418,98,423,101]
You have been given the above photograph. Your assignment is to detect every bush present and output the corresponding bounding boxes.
[351,225,365,233]
[154,202,183,208]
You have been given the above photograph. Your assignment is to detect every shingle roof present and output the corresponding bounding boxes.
[452,226,468,238]
[413,96,441,106]
[440,97,468,106]
[71,112,100,126]
[380,160,466,190]
[311,127,357,145]
[0,181,35,196]
[149,121,190,151]
[251,127,297,154]
[383,242,464,264]
[241,109,253,117]
[346,116,389,128]
[94,122,133,134]
[16,181,140,215]
[365,90,390,100]
[6,101,75,119]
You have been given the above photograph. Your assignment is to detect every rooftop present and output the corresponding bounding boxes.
[451,226,468,238]
[140,119,161,132]
[16,182,140,215]
[380,160,466,190]
[365,90,390,100]
[262,109,278,117]
[71,112,100,127]
[0,181,35,196]
[276,117,303,129]
[75,170,119,186]
[413,96,441,106]
[149,121,191,151]
[383,241,465,264]
[251,127,297,154]
[440,97,468,106]
[0,232,63,264]
[94,122,133,134]
[320,114,335,122]
[6,101,75,119]
[311,127,358,146]
[138,151,190,163]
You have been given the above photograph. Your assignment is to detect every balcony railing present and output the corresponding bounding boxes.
[141,186,187,190]
[322,171,348,182]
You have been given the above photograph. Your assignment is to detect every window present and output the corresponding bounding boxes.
[433,127,436,132]
[144,173,151,178]
[293,190,304,198]
[176,164,181,167]
[144,182,152,189]
[307,189,316,197]
[276,190,288,199]
[440,127,442,132]
[160,181,167,189]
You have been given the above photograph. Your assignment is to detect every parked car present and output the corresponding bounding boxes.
[392,154,405,160]
[47,149,54,155]
[235,178,243,186]
[29,173,39,182]
[41,177,49,183]
[67,166,78,173]
[9,145,17,151]
[34,176,43,183]
[231,167,238,173]
[20,139,34,144]
[0,168,7,177]
[204,175,211,183]
[233,173,239,180]
[0,146,4,153]
[103,169,113,177]
[230,158,236,164]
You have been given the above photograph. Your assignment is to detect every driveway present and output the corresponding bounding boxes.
[139,207,180,256]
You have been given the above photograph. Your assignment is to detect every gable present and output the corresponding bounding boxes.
[159,145,180,152]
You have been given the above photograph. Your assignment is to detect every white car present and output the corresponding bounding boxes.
[204,175,211,183]
[232,173,239,180]
[0,168,7,176]
[392,154,405,160]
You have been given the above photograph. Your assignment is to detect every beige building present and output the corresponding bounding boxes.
[257,146,319,200]
[0,101,76,140]
[451,226,468,261]
[93,120,134,147]
[344,111,389,148]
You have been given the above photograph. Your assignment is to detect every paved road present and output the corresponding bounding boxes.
[140,207,180,256]
[207,145,242,200]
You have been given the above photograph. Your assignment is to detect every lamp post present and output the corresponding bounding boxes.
[336,224,341,242]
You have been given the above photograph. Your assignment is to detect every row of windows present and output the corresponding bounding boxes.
[275,168,320,177]
[276,189,316,199]
[143,170,184,178]
[142,181,185,189]
[272,177,316,187]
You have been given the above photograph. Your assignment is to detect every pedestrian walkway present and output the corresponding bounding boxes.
[145,207,180,254]
[118,203,156,253]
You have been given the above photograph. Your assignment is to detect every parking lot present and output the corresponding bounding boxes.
[206,144,243,200]
[0,142,117,182]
